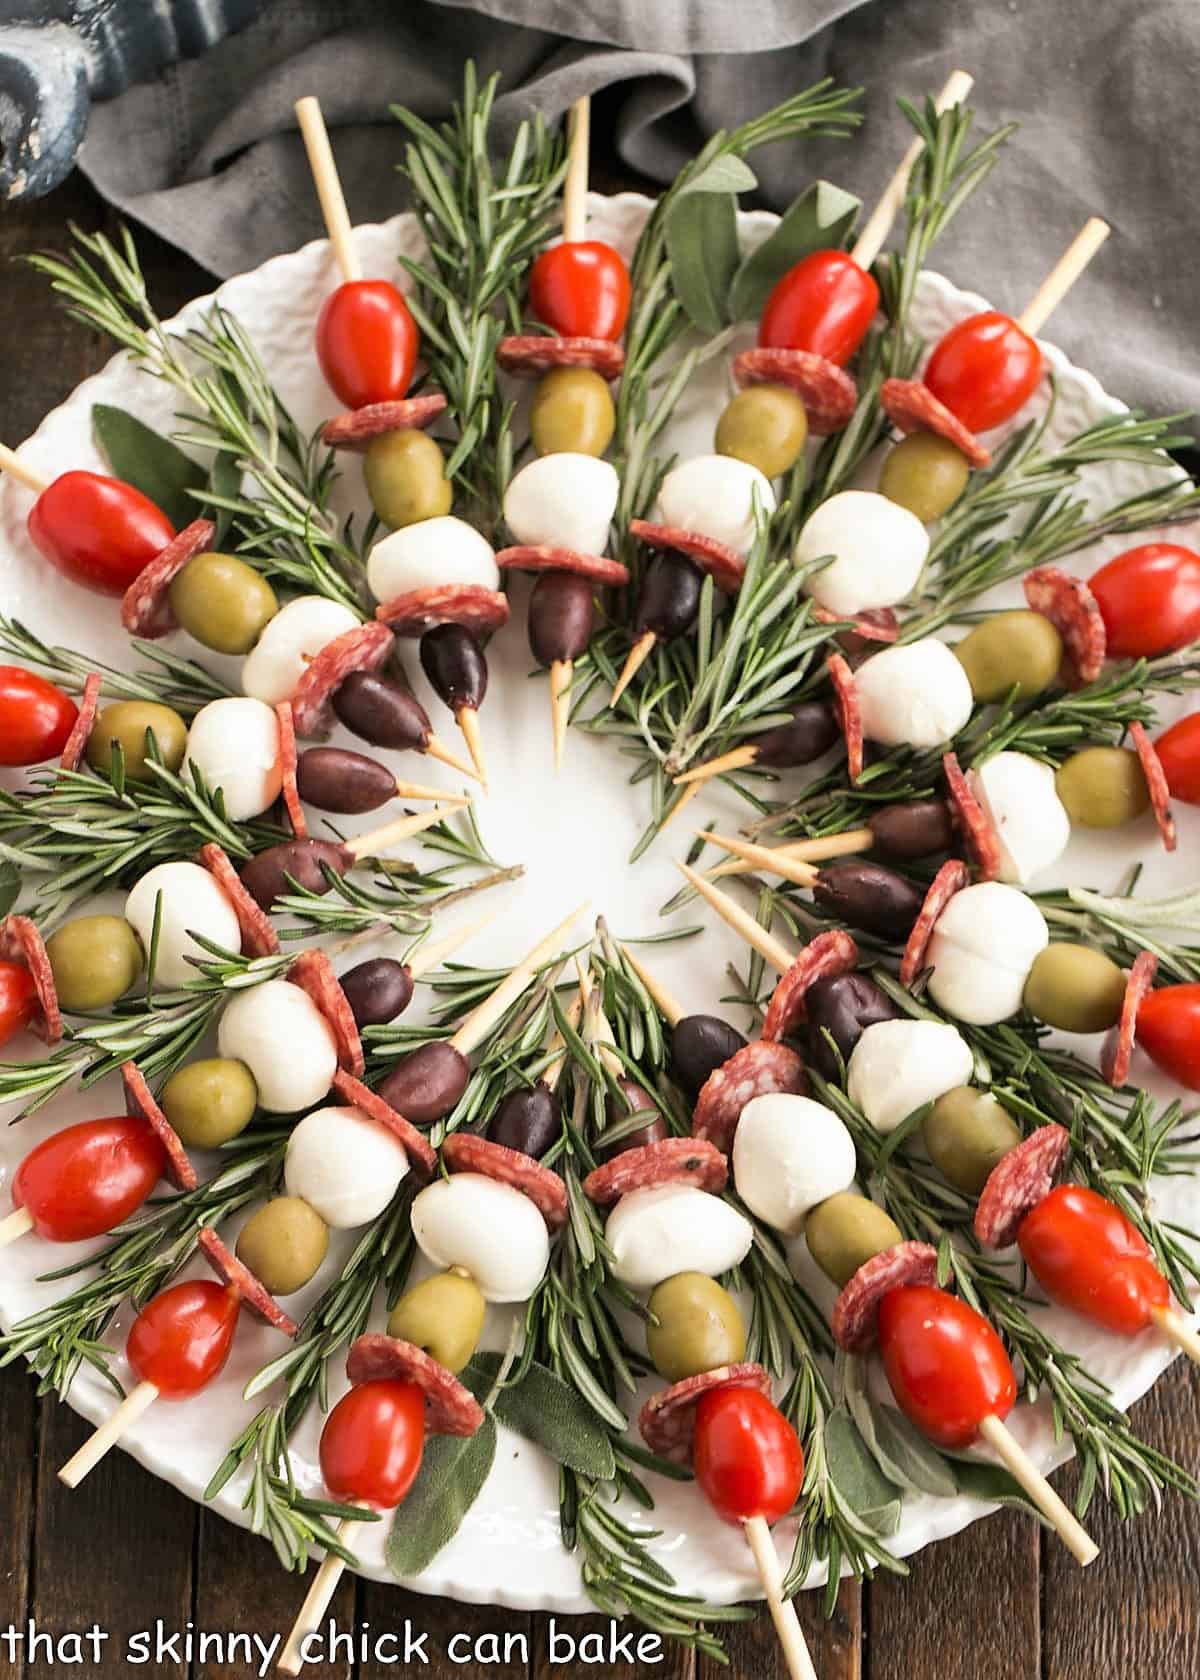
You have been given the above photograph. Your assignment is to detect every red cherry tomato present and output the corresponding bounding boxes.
[758,250,879,369]
[0,961,38,1048]
[877,1285,1016,1450]
[27,471,175,597]
[528,241,631,342]
[1133,983,1200,1092]
[1154,713,1200,804]
[1088,543,1200,659]
[0,666,78,766]
[692,1385,805,1526]
[12,1116,167,1243]
[1018,1184,1169,1335]
[315,280,418,410]
[319,1379,426,1510]
[923,311,1043,434]
[126,1280,240,1399]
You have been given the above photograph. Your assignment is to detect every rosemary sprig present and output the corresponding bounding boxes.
[0,615,235,717]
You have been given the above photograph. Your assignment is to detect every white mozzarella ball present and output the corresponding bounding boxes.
[925,882,1050,1025]
[241,595,359,707]
[125,861,242,986]
[502,454,618,555]
[970,753,1071,886]
[847,1019,975,1135]
[367,516,499,605]
[604,1185,753,1293]
[410,1174,550,1302]
[284,1105,409,1227]
[732,1093,856,1234]
[217,979,338,1113]
[182,697,282,820]
[794,490,929,616]
[655,455,776,557]
[854,638,974,748]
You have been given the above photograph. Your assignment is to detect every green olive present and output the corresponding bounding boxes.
[44,914,144,1012]
[85,700,187,783]
[922,1088,1022,1197]
[715,384,808,480]
[160,1057,258,1148]
[1055,746,1150,828]
[167,552,279,655]
[363,429,453,529]
[1023,942,1127,1034]
[387,1270,486,1374]
[953,610,1064,702]
[804,1193,903,1289]
[644,1272,746,1383]
[530,367,615,458]
[878,432,971,523]
[236,1197,329,1296]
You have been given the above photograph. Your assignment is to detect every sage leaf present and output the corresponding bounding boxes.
[950,1456,1045,1519]
[385,1414,497,1576]
[468,1352,617,1479]
[0,860,19,919]
[867,1401,960,1500]
[92,404,206,529]
[825,1405,902,1536]
[728,181,862,322]
[666,190,740,334]
[680,155,758,198]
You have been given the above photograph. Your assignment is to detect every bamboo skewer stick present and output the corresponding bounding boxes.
[675,862,793,975]
[294,97,362,284]
[58,1380,160,1488]
[0,443,48,494]
[278,1517,361,1675]
[699,830,821,889]
[850,70,975,272]
[619,943,685,1027]
[976,1415,1098,1566]
[541,995,583,1094]
[657,779,703,835]
[562,96,591,244]
[343,803,471,858]
[449,902,588,1056]
[610,629,657,707]
[389,778,471,806]
[674,744,760,786]
[405,911,501,979]
[549,659,573,773]
[1017,217,1110,336]
[1150,1305,1200,1368]
[0,1206,34,1248]
[424,732,481,780]
[742,1514,821,1680]
[575,955,623,1076]
[456,706,488,790]
[704,828,875,887]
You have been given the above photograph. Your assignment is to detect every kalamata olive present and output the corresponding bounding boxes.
[1023,942,1127,1034]
[338,957,414,1027]
[636,553,702,642]
[813,860,925,940]
[598,1076,667,1158]
[805,1192,903,1289]
[45,914,143,1011]
[295,746,397,814]
[753,702,840,768]
[160,1057,258,1148]
[239,839,350,911]
[236,1196,330,1296]
[378,1039,469,1125]
[528,572,594,667]
[1055,746,1150,828]
[922,1087,1022,1196]
[645,1272,747,1383]
[387,1270,487,1373]
[420,623,489,713]
[867,797,955,860]
[671,1014,747,1098]
[488,1082,561,1158]
[878,432,970,524]
[805,971,901,1080]
[331,671,432,752]
[530,367,615,458]
[363,429,453,529]
[715,384,809,480]
[86,700,188,783]
[954,609,1064,702]
[168,552,279,655]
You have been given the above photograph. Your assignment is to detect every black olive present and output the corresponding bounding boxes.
[240,840,350,911]
[597,1076,667,1158]
[671,1014,747,1098]
[339,957,414,1028]
[868,798,956,861]
[420,624,489,713]
[295,747,397,814]
[753,703,840,768]
[805,971,902,1081]
[378,1040,470,1126]
[331,671,431,752]
[636,553,703,642]
[528,572,594,666]
[813,860,926,940]
[488,1082,561,1158]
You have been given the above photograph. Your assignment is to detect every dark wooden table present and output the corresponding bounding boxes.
[2,171,1199,1680]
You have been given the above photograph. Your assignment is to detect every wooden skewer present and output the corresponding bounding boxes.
[619,943,685,1028]
[0,1206,34,1248]
[562,96,591,245]
[705,828,874,886]
[279,1517,361,1676]
[575,954,622,1076]
[424,732,481,781]
[1151,1304,1200,1367]
[549,659,573,773]
[850,70,975,271]
[456,706,488,790]
[610,629,657,707]
[541,995,583,1094]
[742,1513,821,1680]
[449,901,588,1056]
[343,803,471,859]
[58,1379,160,1488]
[676,862,793,976]
[0,443,48,495]
[1017,217,1110,336]
[674,743,760,786]
[294,97,362,284]
[976,1414,1098,1565]
[389,778,471,806]
[699,830,821,889]
[657,778,703,835]
[405,911,500,979]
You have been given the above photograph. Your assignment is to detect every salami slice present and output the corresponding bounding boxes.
[288,948,364,1075]
[196,842,280,957]
[120,1060,197,1190]
[826,652,863,782]
[274,702,307,840]
[582,1136,728,1206]
[331,1068,437,1180]
[880,377,991,469]
[120,519,216,639]
[59,672,101,773]
[832,1240,940,1352]
[497,336,625,381]
[1129,722,1177,853]
[0,914,61,1044]
[442,1131,568,1230]
[1022,566,1107,687]
[375,583,509,637]
[733,348,857,436]
[197,1227,298,1336]
[945,751,1003,881]
[692,1041,805,1154]
[627,520,746,594]
[900,859,969,986]
[761,931,861,1043]
[639,1363,772,1465]
[346,1333,485,1436]
[495,546,629,587]
[974,1123,1071,1250]
[811,604,901,654]
[290,621,395,741]
[1101,948,1158,1087]
[322,394,447,451]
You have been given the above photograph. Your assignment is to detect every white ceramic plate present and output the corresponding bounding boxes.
[1,195,1198,1611]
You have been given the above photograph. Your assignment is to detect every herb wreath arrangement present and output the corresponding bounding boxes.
[1,61,1199,1678]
